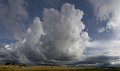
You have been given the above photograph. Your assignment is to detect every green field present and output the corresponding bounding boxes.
[0,65,119,71]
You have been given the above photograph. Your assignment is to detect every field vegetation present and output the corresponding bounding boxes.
[0,64,119,71]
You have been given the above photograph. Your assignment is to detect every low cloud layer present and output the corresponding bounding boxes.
[0,3,89,65]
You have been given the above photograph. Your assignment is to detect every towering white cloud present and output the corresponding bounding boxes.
[42,3,89,60]
[25,17,45,45]
[0,3,89,65]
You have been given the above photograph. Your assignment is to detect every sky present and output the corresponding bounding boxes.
[0,0,120,67]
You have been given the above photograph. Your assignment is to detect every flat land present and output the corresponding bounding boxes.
[0,65,119,71]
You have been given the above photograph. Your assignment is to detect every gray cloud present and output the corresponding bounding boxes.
[89,0,120,31]
[42,3,89,61]
[88,0,120,60]
[66,55,120,67]
[0,3,89,65]
[0,0,28,41]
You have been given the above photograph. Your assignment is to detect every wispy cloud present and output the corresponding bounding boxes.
[0,0,28,41]
[87,0,120,65]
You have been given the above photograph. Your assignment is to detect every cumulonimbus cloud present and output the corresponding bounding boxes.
[0,3,89,65]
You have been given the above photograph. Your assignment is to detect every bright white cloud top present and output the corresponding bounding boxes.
[1,0,120,66]
[0,3,89,65]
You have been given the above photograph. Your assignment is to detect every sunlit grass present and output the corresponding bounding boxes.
[0,65,119,71]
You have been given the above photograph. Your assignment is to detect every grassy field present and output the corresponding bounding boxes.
[0,65,119,71]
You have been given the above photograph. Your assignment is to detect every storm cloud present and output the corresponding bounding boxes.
[0,3,89,65]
